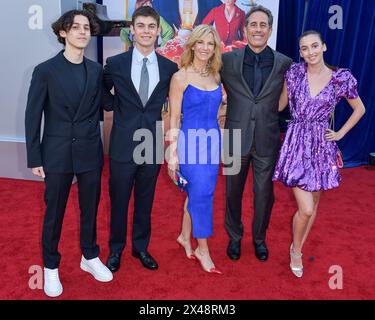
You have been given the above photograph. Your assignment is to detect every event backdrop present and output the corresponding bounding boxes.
[102,0,280,63]
[1,0,370,180]
[100,0,280,154]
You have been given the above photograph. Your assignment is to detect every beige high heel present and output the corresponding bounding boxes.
[193,249,223,275]
[177,236,196,260]
[290,243,303,278]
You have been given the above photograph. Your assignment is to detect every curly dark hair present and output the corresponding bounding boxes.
[51,10,100,45]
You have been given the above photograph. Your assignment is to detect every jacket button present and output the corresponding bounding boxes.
[72,138,76,142]
[251,117,255,121]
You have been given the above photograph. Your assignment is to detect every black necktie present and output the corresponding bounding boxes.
[253,54,262,97]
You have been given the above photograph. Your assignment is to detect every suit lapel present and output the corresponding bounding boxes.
[145,53,168,107]
[119,50,167,109]
[120,49,144,109]
[73,58,96,121]
[234,46,281,100]
[53,51,79,119]
[256,48,279,99]
[234,48,253,99]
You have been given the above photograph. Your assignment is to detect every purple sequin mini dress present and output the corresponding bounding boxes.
[273,62,359,191]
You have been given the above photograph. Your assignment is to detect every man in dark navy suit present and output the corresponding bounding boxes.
[103,6,178,272]
[152,0,222,30]
[25,10,113,298]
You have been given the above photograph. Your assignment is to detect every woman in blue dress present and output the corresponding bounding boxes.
[168,25,224,274]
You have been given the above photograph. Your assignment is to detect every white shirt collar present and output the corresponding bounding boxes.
[133,45,157,64]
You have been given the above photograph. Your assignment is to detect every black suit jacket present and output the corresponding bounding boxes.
[25,51,104,173]
[221,46,292,158]
[103,48,178,163]
[153,0,222,29]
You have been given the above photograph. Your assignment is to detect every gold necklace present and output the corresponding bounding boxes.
[191,63,210,77]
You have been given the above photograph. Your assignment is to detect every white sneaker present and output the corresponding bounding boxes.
[80,256,113,282]
[44,268,63,297]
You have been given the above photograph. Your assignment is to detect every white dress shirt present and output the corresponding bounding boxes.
[131,46,160,100]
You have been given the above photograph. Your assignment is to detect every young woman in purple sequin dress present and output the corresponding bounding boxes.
[273,30,365,278]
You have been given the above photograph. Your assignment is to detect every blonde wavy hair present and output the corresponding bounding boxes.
[181,24,222,76]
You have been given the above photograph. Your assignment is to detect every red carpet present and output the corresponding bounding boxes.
[0,158,374,300]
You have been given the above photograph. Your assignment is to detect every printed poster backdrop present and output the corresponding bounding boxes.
[101,0,280,153]
[103,0,280,64]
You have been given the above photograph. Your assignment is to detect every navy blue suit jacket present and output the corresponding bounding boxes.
[25,51,104,173]
[103,48,178,163]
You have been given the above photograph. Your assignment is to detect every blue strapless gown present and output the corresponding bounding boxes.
[178,84,222,238]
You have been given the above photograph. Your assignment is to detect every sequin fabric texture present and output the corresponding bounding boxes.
[273,62,358,191]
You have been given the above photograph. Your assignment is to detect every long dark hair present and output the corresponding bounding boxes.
[299,30,325,45]
[299,30,337,71]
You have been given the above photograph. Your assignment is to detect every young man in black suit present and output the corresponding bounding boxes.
[25,10,113,298]
[103,6,178,272]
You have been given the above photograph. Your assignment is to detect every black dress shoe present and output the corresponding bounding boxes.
[106,252,122,272]
[132,250,158,270]
[254,242,268,261]
[227,240,241,261]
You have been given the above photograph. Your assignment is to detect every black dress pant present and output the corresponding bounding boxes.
[109,159,161,254]
[42,168,102,269]
[225,145,277,245]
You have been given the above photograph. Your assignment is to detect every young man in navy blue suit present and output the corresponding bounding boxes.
[25,10,113,298]
[103,6,178,272]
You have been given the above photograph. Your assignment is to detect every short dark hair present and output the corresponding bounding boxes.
[246,5,273,28]
[51,10,100,45]
[299,30,325,45]
[131,6,160,27]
